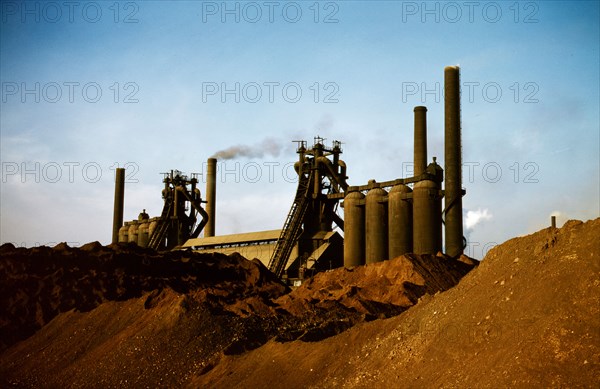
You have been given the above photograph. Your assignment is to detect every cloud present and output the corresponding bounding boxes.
[465,208,493,230]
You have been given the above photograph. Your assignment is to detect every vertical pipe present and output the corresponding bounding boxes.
[551,216,557,228]
[112,168,125,244]
[205,158,217,237]
[444,66,464,257]
[414,106,428,177]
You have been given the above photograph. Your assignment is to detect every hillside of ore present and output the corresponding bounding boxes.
[1,218,599,388]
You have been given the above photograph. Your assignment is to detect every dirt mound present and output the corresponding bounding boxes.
[272,253,474,341]
[191,218,600,388]
[0,240,474,387]
[0,243,288,352]
[3,217,597,388]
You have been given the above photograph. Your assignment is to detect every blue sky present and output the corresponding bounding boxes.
[1,0,598,258]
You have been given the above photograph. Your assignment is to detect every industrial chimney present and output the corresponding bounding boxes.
[112,168,125,244]
[414,106,428,177]
[444,65,464,257]
[205,158,217,237]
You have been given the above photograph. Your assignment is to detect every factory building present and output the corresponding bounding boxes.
[112,66,466,282]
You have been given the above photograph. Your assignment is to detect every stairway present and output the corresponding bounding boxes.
[147,198,173,250]
[268,168,314,277]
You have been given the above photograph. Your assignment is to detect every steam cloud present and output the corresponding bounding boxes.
[212,138,282,160]
[550,210,563,218]
[465,208,493,230]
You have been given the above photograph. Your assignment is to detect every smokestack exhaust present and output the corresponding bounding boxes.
[205,158,217,237]
[414,106,428,177]
[444,65,464,257]
[112,168,125,244]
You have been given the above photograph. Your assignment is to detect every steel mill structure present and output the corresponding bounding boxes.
[111,66,466,282]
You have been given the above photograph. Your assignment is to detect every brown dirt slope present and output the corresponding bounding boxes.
[0,242,473,387]
[0,243,288,352]
[192,219,600,388]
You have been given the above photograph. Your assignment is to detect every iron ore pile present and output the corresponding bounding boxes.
[0,241,474,387]
[1,219,599,387]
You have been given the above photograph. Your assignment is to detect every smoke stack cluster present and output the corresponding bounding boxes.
[343,66,465,267]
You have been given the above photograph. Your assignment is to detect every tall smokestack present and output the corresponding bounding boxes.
[205,158,217,237]
[444,66,464,257]
[112,168,125,244]
[414,106,428,177]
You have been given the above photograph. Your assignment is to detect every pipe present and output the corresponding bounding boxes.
[205,158,217,237]
[551,216,557,228]
[111,168,125,244]
[337,160,347,181]
[414,106,427,177]
[444,65,464,257]
[316,156,348,191]
[176,186,209,239]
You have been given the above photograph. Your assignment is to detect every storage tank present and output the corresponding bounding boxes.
[118,221,130,243]
[138,221,149,248]
[343,190,365,267]
[128,221,139,244]
[365,186,388,264]
[388,184,413,258]
[148,217,159,239]
[413,180,442,254]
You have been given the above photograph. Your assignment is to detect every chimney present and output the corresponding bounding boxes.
[112,168,125,244]
[414,106,428,177]
[444,65,464,257]
[205,158,217,237]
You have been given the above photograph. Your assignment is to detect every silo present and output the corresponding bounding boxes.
[148,217,159,241]
[138,221,149,248]
[343,190,365,267]
[388,184,412,258]
[413,180,442,254]
[365,187,388,264]
[118,221,130,243]
[128,221,139,244]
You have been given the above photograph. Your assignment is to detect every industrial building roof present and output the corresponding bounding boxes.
[182,229,281,248]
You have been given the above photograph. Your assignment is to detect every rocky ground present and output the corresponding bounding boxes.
[1,218,599,388]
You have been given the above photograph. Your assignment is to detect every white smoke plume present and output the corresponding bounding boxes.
[465,208,493,230]
[212,138,282,160]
